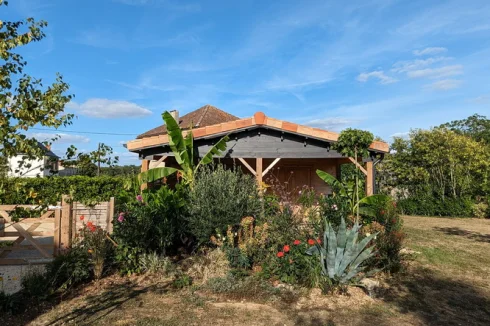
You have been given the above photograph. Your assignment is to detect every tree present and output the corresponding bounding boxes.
[333,128,374,222]
[1,1,73,166]
[62,144,119,177]
[138,111,229,187]
[440,114,490,144]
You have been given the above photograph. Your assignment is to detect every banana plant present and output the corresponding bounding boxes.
[316,169,389,218]
[138,111,229,187]
[306,217,377,284]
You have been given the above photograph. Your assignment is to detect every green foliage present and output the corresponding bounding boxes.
[139,252,175,274]
[172,274,192,289]
[397,195,474,217]
[78,222,112,280]
[334,128,374,159]
[0,175,127,206]
[21,269,49,299]
[472,201,489,219]
[113,185,188,274]
[1,2,73,161]
[100,165,140,176]
[306,218,377,286]
[187,165,261,244]
[138,111,230,186]
[0,291,21,315]
[440,113,490,144]
[45,247,92,291]
[62,143,119,177]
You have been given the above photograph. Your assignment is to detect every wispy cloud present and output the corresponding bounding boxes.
[468,95,490,104]
[112,0,200,12]
[390,132,410,139]
[413,47,447,56]
[357,71,398,84]
[29,133,90,144]
[305,117,359,132]
[392,57,450,73]
[67,99,152,118]
[425,79,462,91]
[407,65,463,79]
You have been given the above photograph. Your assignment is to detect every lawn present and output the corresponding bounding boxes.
[6,216,490,326]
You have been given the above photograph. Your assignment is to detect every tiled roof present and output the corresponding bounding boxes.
[137,104,239,139]
[127,111,390,153]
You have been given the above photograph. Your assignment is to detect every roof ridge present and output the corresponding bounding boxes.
[195,104,210,127]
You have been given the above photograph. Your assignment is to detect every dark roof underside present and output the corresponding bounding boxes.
[137,104,240,139]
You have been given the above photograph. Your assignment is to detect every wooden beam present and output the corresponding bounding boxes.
[12,224,51,258]
[0,217,4,237]
[263,158,281,177]
[141,159,150,190]
[60,195,71,252]
[153,155,167,166]
[348,157,368,176]
[53,204,61,256]
[365,161,374,196]
[107,197,115,234]
[256,157,263,185]
[238,158,257,176]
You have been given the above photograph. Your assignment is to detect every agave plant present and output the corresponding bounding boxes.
[316,169,389,218]
[306,217,377,285]
[138,111,229,187]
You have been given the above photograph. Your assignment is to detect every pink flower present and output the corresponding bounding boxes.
[332,204,338,211]
[118,213,125,222]
[136,195,143,202]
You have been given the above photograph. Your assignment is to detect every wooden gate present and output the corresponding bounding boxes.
[0,196,115,264]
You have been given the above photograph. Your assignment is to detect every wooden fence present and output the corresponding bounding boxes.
[0,196,114,265]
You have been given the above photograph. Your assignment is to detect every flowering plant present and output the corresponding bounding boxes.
[78,217,112,280]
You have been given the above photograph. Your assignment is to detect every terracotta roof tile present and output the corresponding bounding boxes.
[136,104,240,139]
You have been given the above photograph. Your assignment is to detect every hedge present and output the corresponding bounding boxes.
[397,196,475,217]
[0,176,128,205]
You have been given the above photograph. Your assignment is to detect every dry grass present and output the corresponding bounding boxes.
[5,216,490,326]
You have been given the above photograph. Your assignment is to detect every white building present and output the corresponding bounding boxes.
[7,142,59,178]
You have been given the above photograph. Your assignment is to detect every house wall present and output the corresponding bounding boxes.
[7,155,56,178]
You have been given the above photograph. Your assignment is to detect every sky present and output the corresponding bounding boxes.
[4,0,490,164]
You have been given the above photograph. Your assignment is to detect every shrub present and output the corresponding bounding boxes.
[472,201,489,218]
[78,220,112,280]
[139,252,174,275]
[21,269,50,299]
[113,185,188,274]
[45,246,92,291]
[0,291,21,315]
[173,274,192,289]
[188,165,261,244]
[397,195,474,217]
[185,248,230,283]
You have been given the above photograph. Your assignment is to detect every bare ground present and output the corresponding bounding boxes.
[6,215,490,326]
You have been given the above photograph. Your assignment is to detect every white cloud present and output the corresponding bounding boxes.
[29,133,90,144]
[425,79,462,91]
[407,65,463,79]
[468,95,490,104]
[357,71,398,84]
[67,99,152,118]
[413,47,447,56]
[392,57,450,73]
[390,132,410,139]
[305,117,358,131]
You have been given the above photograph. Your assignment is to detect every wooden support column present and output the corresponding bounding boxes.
[0,217,4,237]
[53,202,61,256]
[256,157,263,185]
[365,161,374,196]
[60,195,72,252]
[140,159,150,190]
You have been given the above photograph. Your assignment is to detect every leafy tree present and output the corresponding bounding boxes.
[62,144,119,177]
[139,111,229,187]
[0,1,73,165]
[440,114,490,144]
[333,129,374,221]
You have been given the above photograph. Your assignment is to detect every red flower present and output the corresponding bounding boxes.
[293,239,301,245]
[277,251,284,258]
[317,238,322,244]
[87,221,94,228]
[79,215,85,221]
[380,210,385,215]
[283,245,290,253]
[308,239,315,245]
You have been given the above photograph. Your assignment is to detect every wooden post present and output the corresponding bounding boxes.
[60,195,72,252]
[141,159,150,190]
[107,197,115,233]
[53,203,61,256]
[0,217,4,237]
[256,157,263,185]
[366,161,374,196]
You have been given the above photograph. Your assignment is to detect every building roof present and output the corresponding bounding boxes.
[137,104,240,139]
[127,111,390,153]
[38,142,59,158]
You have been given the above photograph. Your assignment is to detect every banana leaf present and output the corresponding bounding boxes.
[195,135,230,170]
[138,167,180,183]
[316,170,347,197]
[162,111,192,176]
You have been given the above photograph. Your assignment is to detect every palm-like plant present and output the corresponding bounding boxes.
[316,169,389,218]
[138,111,229,187]
[306,217,377,285]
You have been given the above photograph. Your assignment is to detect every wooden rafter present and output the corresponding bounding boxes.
[263,158,281,177]
[238,158,257,176]
[348,157,368,176]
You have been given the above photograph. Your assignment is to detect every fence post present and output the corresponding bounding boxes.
[60,195,72,253]
[0,217,4,237]
[107,197,115,234]
[53,202,61,256]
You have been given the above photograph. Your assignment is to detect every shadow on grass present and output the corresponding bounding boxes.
[433,227,490,243]
[380,267,490,326]
[45,281,171,326]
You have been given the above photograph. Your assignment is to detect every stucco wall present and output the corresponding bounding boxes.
[7,156,54,178]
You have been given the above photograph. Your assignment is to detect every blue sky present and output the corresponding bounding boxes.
[5,0,490,164]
